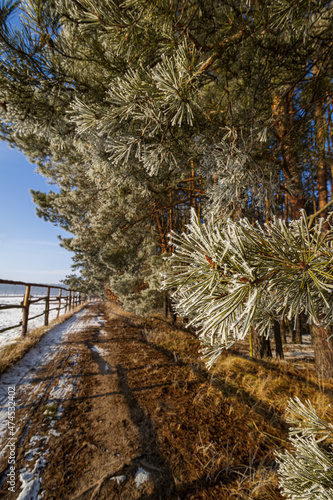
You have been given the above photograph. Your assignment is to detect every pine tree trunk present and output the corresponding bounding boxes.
[280,318,287,344]
[252,327,272,359]
[285,317,292,341]
[168,299,177,325]
[292,329,296,343]
[311,324,333,379]
[164,292,169,319]
[295,315,302,344]
[314,64,328,219]
[273,93,305,220]
[273,320,284,359]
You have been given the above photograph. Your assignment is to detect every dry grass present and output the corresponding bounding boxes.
[0,303,87,375]
[103,301,139,323]
[128,311,333,500]
[213,354,333,424]
[141,315,333,422]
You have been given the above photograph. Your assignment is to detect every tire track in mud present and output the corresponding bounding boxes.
[0,300,279,500]
[0,303,176,500]
[0,306,98,499]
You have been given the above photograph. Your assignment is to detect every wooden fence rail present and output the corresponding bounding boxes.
[0,279,86,337]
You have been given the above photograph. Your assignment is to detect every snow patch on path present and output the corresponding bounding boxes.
[17,455,48,500]
[91,344,109,356]
[0,306,104,499]
[0,309,93,449]
[134,467,150,489]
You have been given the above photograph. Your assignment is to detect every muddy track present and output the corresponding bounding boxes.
[0,302,284,500]
[0,303,179,499]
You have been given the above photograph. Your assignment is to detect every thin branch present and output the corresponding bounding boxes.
[308,198,333,228]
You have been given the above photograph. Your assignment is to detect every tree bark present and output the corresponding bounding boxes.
[168,297,177,325]
[252,327,272,359]
[273,92,305,220]
[273,320,284,359]
[280,318,287,344]
[314,64,328,219]
[295,315,302,344]
[164,292,169,319]
[311,324,333,379]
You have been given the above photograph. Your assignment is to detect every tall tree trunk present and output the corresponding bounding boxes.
[168,299,177,325]
[274,320,284,359]
[311,164,318,216]
[280,318,287,344]
[284,192,289,223]
[311,324,333,379]
[198,173,202,220]
[273,93,305,220]
[191,161,196,209]
[252,327,272,359]
[155,208,168,253]
[285,317,293,341]
[314,65,328,219]
[292,327,296,343]
[164,291,169,319]
[295,315,302,344]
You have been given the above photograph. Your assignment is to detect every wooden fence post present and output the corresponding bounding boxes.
[22,285,31,337]
[44,286,51,326]
[69,290,72,310]
[57,289,62,318]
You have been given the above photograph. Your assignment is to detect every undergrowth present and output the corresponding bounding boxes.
[116,306,333,500]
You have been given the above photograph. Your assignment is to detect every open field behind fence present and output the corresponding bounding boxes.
[0,279,85,349]
[0,296,61,348]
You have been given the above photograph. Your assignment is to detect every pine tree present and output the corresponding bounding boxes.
[162,209,333,377]
[0,0,333,324]
[276,398,333,500]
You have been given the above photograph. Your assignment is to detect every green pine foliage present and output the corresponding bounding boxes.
[162,209,333,368]
[276,398,333,500]
[1,2,333,495]
[0,0,333,311]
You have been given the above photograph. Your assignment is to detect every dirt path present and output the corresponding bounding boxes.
[0,303,173,499]
[0,302,284,500]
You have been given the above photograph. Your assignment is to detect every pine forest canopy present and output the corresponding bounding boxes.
[1,0,333,372]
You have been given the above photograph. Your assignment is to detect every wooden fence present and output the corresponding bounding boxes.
[0,279,86,337]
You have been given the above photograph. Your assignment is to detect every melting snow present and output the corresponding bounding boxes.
[91,345,109,356]
[111,475,127,485]
[0,296,63,348]
[0,307,100,499]
[134,467,150,488]
[17,455,48,500]
[49,429,60,437]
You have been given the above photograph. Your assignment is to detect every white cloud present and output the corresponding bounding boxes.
[16,269,69,275]
[11,239,60,246]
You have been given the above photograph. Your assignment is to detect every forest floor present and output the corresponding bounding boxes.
[0,302,332,500]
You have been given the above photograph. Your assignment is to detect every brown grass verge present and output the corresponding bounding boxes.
[0,302,88,376]
[114,308,333,499]
[141,313,333,422]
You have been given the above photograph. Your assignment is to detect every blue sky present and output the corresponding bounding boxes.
[0,143,74,284]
